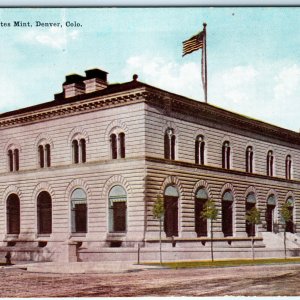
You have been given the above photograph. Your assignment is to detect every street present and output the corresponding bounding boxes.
[0,263,300,296]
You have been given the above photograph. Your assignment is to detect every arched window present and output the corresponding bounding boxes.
[72,138,86,164]
[285,197,294,233]
[164,186,179,237]
[7,194,20,234]
[246,193,256,236]
[38,143,51,168]
[246,146,253,173]
[71,189,87,233]
[222,190,234,237]
[7,147,19,172]
[110,132,126,159]
[266,195,276,232]
[195,135,205,165]
[222,141,231,169]
[37,191,52,234]
[195,188,208,237]
[108,185,127,232]
[286,155,292,180]
[164,128,176,160]
[267,150,274,176]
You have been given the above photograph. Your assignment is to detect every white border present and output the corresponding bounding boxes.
[0,1,300,7]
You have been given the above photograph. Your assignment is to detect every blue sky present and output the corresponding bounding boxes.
[1,8,300,131]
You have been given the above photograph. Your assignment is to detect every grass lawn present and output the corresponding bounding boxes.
[143,257,300,269]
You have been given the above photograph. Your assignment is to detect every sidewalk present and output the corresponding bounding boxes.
[1,261,163,274]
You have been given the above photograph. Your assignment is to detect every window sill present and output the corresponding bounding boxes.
[5,234,19,240]
[70,233,87,238]
[36,234,51,238]
[107,232,127,236]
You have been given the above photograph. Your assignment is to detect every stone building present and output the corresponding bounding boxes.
[0,68,300,262]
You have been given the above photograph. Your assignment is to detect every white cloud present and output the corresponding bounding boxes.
[0,74,23,112]
[209,63,300,132]
[123,57,300,131]
[22,27,79,50]
[219,65,258,103]
[274,64,300,100]
[222,66,258,87]
[124,55,203,100]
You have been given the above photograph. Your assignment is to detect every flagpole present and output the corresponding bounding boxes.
[182,24,208,102]
[203,23,208,103]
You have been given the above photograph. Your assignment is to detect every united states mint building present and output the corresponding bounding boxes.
[1,68,300,262]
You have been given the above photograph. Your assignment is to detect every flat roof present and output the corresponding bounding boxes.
[0,78,299,145]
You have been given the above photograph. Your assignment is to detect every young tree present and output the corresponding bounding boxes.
[245,207,261,260]
[201,199,218,262]
[280,202,293,259]
[152,194,165,265]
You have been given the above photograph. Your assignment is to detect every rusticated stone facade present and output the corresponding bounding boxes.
[1,68,300,262]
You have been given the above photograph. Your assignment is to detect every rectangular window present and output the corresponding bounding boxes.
[39,145,44,168]
[74,203,87,233]
[111,134,117,159]
[8,150,13,172]
[45,144,51,167]
[72,140,79,164]
[249,152,253,173]
[80,139,86,163]
[119,133,125,158]
[195,140,199,164]
[14,149,19,171]
[113,202,126,232]
[164,133,170,159]
[171,135,176,160]
[200,142,205,165]
[226,147,230,169]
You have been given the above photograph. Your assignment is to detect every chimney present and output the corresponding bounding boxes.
[84,68,108,93]
[63,74,85,98]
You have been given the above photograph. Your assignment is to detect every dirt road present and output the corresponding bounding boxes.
[1,263,300,297]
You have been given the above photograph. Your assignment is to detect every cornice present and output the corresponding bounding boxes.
[0,88,147,129]
[1,82,300,148]
[143,87,300,147]
[145,156,300,186]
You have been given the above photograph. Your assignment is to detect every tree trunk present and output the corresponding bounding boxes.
[159,217,162,265]
[211,219,214,262]
[251,223,255,260]
[284,228,287,260]
[251,237,254,260]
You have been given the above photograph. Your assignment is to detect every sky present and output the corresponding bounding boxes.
[0,7,300,131]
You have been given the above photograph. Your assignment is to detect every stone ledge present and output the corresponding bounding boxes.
[145,237,263,243]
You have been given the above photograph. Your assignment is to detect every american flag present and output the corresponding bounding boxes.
[182,25,207,103]
[182,31,204,56]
